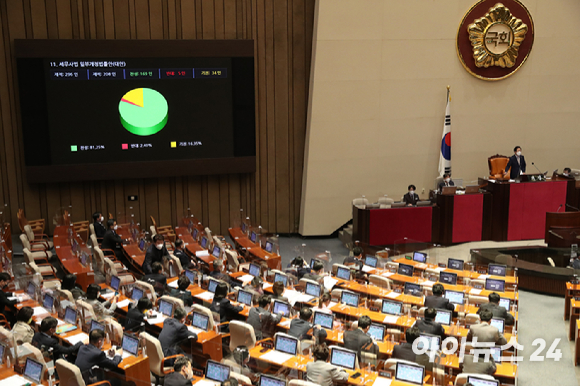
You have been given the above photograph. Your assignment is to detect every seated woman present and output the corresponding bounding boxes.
[86,283,118,319]
[271,281,289,303]
[210,282,244,332]
[317,293,333,313]
[11,306,34,344]
[125,298,153,332]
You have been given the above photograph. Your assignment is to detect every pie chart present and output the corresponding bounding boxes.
[119,88,168,136]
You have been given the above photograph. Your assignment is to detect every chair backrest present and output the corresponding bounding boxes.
[468,295,488,306]
[109,319,124,343]
[89,224,95,238]
[288,380,321,386]
[135,280,157,303]
[24,225,35,242]
[55,359,86,386]
[378,197,394,205]
[76,299,96,324]
[488,155,509,177]
[20,234,32,251]
[230,372,252,386]
[352,198,368,209]
[90,234,99,248]
[27,261,42,275]
[0,326,16,349]
[159,295,185,310]
[229,320,257,352]
[167,254,183,277]
[192,304,216,330]
[93,247,106,274]
[368,275,391,290]
[150,225,157,237]
[17,209,27,232]
[571,169,580,180]
[454,373,496,386]
[59,289,75,303]
[225,249,240,272]
[213,236,224,250]
[21,342,46,367]
[22,248,34,265]
[384,358,420,371]
[204,227,213,242]
[140,332,166,377]
[465,314,481,326]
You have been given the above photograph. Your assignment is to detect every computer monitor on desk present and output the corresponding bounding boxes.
[441,186,457,195]
[305,282,321,297]
[273,272,288,287]
[381,300,403,315]
[272,301,290,317]
[260,375,285,386]
[439,271,457,285]
[448,258,464,271]
[206,360,231,383]
[23,357,44,384]
[404,282,422,297]
[330,347,357,370]
[490,317,505,333]
[313,311,334,330]
[249,263,261,277]
[488,263,507,277]
[340,291,360,307]
[275,334,298,355]
[398,263,414,277]
[434,309,452,325]
[466,376,499,386]
[336,266,351,281]
[444,290,464,305]
[412,251,427,263]
[367,324,385,341]
[364,255,378,268]
[395,362,425,385]
[485,278,505,292]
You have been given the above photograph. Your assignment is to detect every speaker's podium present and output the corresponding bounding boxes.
[545,211,580,248]
[480,174,568,241]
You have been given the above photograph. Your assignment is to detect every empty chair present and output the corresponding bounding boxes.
[159,295,185,310]
[454,373,496,386]
[76,300,97,325]
[141,332,184,384]
[17,209,45,234]
[24,224,54,249]
[20,238,51,263]
[352,198,369,209]
[229,320,257,353]
[368,275,391,290]
[468,295,488,306]
[56,359,112,386]
[230,372,252,386]
[135,280,157,303]
[225,249,241,272]
[166,254,183,277]
[103,258,135,286]
[378,196,394,209]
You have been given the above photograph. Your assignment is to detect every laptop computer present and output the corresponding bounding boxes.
[364,255,378,268]
[413,251,427,263]
[313,311,334,330]
[340,291,360,307]
[404,282,422,296]
[184,269,196,283]
[64,307,78,325]
[439,271,457,285]
[273,273,288,287]
[237,289,253,306]
[23,357,44,384]
[43,294,54,311]
[398,263,414,277]
[110,275,121,292]
[395,362,425,385]
[434,309,452,325]
[260,375,286,386]
[485,278,505,292]
[90,320,105,332]
[465,185,480,194]
[418,333,441,352]
[488,263,507,277]
[200,236,208,249]
[381,300,403,315]
[499,298,511,311]
[250,231,257,244]
[441,186,457,195]
[131,287,144,302]
[275,334,298,355]
[211,245,221,258]
[122,333,140,357]
[466,376,500,386]
[208,278,220,293]
[248,263,261,277]
[490,317,505,333]
[265,241,274,253]
[191,312,210,331]
[448,258,464,271]
[272,301,291,317]
[444,290,464,305]
[158,299,174,317]
[367,323,386,341]
[305,282,321,298]
[330,347,357,370]
[336,266,351,281]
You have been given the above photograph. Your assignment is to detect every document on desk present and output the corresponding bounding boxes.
[263,283,273,290]
[362,265,375,273]
[381,272,394,278]
[383,315,400,324]
[469,289,482,295]
[385,292,400,299]
[237,274,254,284]
[36,318,65,326]
[32,306,49,316]
[279,319,292,328]
[421,280,436,287]
[146,314,167,325]
[372,377,393,386]
[65,332,89,345]
[284,289,313,306]
[194,379,219,386]
[196,250,210,257]
[121,351,134,359]
[260,350,293,364]
[101,292,115,299]
[478,275,490,279]
[116,299,131,308]
[0,375,29,386]
[188,326,205,335]
[168,280,179,288]
[323,276,339,290]
[196,291,215,301]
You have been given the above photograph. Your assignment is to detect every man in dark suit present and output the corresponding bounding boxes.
[425,284,456,317]
[437,173,455,192]
[92,212,107,239]
[247,295,283,340]
[504,146,526,179]
[343,315,379,360]
[125,298,153,332]
[391,326,433,371]
[343,246,364,268]
[477,292,514,325]
[403,185,420,206]
[302,261,324,282]
[142,234,170,275]
[414,308,445,340]
[288,307,319,340]
[0,273,18,324]
[158,307,198,356]
[169,276,194,307]
[174,239,195,270]
[142,262,167,292]
[209,259,232,285]
[101,219,125,261]
[75,329,123,386]
[33,316,83,360]
[164,357,194,386]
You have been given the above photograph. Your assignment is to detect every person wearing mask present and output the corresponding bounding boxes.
[101,219,125,261]
[33,316,83,360]
[343,246,364,269]
[467,309,508,345]
[0,273,18,324]
[391,326,432,371]
[306,344,349,386]
[438,173,455,192]
[288,307,319,340]
[228,346,258,383]
[142,262,167,291]
[169,276,194,307]
[244,276,264,298]
[343,315,379,360]
[247,294,283,340]
[92,212,107,239]
[125,297,153,332]
[174,239,195,270]
[477,292,514,326]
[271,281,289,303]
[504,146,526,179]
[563,167,572,177]
[303,261,324,282]
[414,308,446,340]
[210,259,231,285]
[287,256,310,280]
[11,306,35,344]
[403,185,420,206]
[425,284,456,317]
[61,273,86,300]
[210,282,244,330]
[159,307,198,356]
[86,283,118,318]
[165,357,195,386]
[142,234,170,275]
[75,329,123,386]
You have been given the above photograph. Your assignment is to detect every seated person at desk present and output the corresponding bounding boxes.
[174,238,195,270]
[12,306,34,344]
[142,262,168,291]
[0,272,18,324]
[286,256,310,280]
[503,146,526,179]
[227,346,258,384]
[86,283,118,318]
[92,212,107,239]
[244,276,264,297]
[33,316,83,360]
[343,315,379,360]
[343,246,364,268]
[169,276,194,307]
[563,167,572,177]
[461,349,497,375]
[467,309,507,345]
[247,294,283,340]
[302,261,324,282]
[288,307,319,340]
[75,329,123,386]
[306,344,349,386]
[101,219,126,261]
[570,257,580,270]
[477,292,514,326]
[210,259,232,285]
[438,173,455,191]
[61,273,86,300]
[125,297,153,331]
[165,357,195,386]
[425,284,456,317]
[414,308,445,340]
[392,326,433,371]
[159,306,198,357]
[403,185,420,206]
[271,281,289,303]
[317,293,333,313]
[142,234,170,275]
[210,282,244,331]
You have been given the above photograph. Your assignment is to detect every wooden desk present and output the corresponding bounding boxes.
[229,228,281,270]
[0,367,48,385]
[565,282,580,320]
[116,227,146,273]
[576,320,580,366]
[570,299,580,340]
[436,192,492,245]
[53,226,95,290]
[175,227,216,270]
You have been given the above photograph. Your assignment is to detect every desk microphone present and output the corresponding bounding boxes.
[531,162,546,175]
[567,204,580,212]
[557,204,563,212]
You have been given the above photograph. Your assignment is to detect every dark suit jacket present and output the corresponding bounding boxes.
[392,342,433,371]
[425,295,457,317]
[75,343,122,382]
[169,288,194,307]
[288,319,314,340]
[174,250,193,269]
[125,307,146,331]
[438,180,455,191]
[477,302,514,325]
[33,332,82,360]
[403,192,420,206]
[159,318,198,356]
[247,306,282,340]
[414,319,445,340]
[505,154,526,179]
[164,372,193,386]
[209,270,232,285]
[302,272,322,282]
[101,230,123,252]
[343,328,378,359]
[93,222,107,239]
[210,298,244,324]
[142,244,169,274]
[142,273,167,289]
[0,290,17,315]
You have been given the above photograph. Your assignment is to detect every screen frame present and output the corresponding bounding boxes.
[205,359,231,383]
[330,347,357,370]
[395,362,425,385]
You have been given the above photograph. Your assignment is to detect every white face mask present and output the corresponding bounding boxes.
[113,225,118,230]
[99,216,104,222]
[516,151,521,156]
[409,190,414,195]
[564,173,569,176]
[445,178,450,183]
[156,243,163,250]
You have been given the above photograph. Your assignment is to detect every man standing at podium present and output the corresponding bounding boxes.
[504,146,526,179]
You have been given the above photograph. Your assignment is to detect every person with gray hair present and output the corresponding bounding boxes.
[210,258,232,285]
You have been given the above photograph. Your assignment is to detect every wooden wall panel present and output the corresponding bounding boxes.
[0,0,314,235]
